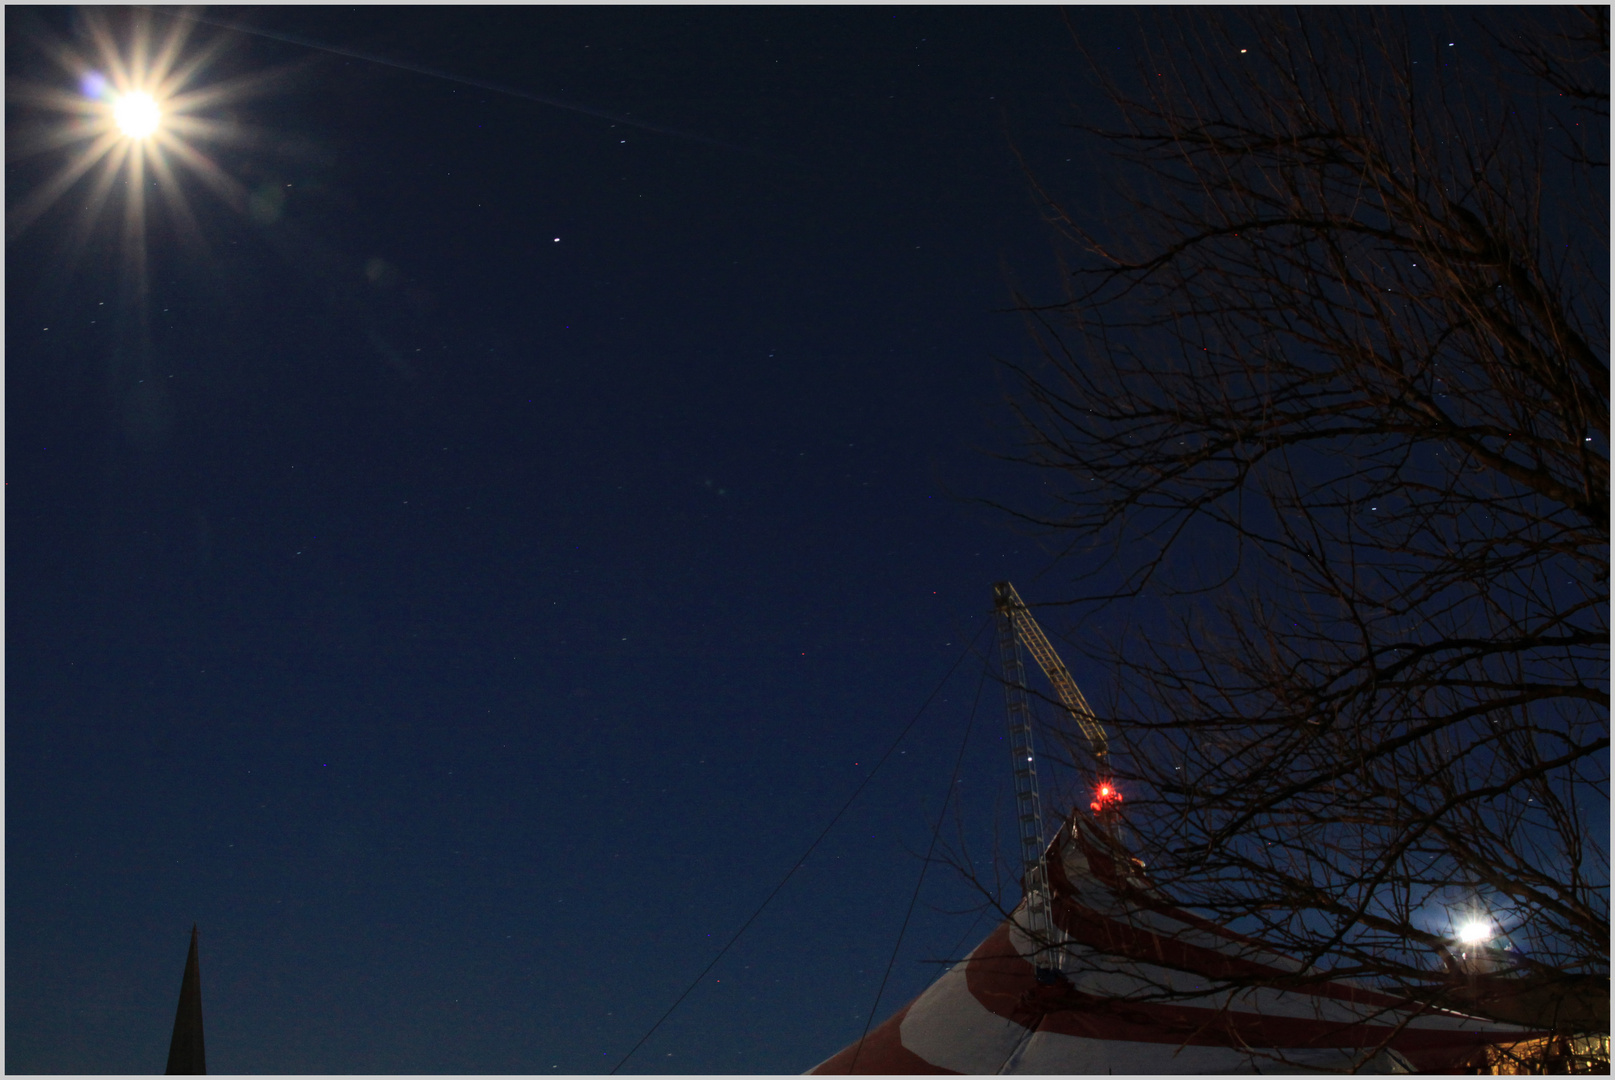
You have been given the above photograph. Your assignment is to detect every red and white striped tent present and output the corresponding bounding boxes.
[812,816,1534,1074]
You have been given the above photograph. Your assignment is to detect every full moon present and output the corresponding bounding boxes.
[1456,919,1492,946]
[113,92,161,138]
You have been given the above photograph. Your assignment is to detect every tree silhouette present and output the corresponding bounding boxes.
[998,6,1608,1046]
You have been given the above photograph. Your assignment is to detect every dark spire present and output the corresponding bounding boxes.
[165,924,207,1075]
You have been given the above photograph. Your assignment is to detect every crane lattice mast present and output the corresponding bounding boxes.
[992,581,1113,983]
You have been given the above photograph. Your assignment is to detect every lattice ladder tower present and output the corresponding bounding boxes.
[992,581,1111,983]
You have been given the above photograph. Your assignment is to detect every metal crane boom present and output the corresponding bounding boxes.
[993,581,1108,764]
[991,581,1113,983]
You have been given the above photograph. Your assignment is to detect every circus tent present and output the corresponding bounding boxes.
[810,814,1537,1074]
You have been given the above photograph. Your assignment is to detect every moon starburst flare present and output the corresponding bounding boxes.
[113,91,162,139]
[6,8,268,280]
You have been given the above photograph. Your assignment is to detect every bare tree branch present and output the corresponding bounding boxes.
[994,6,1608,1042]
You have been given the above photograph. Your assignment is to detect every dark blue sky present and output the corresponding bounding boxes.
[6,6,1134,1073]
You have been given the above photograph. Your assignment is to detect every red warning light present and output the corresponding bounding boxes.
[1091,781,1123,814]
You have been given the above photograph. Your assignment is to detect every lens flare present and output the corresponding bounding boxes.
[1456,919,1492,946]
[7,6,275,265]
[80,70,110,99]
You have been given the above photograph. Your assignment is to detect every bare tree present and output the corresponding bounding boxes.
[997,5,1608,1041]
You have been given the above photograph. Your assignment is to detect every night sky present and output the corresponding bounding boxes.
[6,6,1136,1074]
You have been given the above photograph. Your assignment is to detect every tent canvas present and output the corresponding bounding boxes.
[811,816,1536,1074]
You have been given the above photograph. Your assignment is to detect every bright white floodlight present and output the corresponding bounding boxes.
[1456,919,1492,946]
[114,92,161,138]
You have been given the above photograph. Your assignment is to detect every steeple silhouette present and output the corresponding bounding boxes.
[164,925,207,1075]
